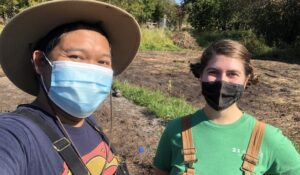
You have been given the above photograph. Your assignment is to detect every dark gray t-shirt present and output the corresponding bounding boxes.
[0,105,118,175]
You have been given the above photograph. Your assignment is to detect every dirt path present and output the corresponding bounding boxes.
[95,97,165,174]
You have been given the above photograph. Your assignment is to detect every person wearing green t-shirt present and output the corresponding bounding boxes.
[153,39,300,175]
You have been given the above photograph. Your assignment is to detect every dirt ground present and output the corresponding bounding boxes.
[0,50,299,174]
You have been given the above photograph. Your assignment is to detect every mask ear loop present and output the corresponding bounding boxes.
[32,52,53,94]
[45,91,92,174]
[109,90,113,148]
[100,90,114,175]
[37,52,91,174]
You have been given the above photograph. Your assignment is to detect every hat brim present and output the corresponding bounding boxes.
[0,0,140,96]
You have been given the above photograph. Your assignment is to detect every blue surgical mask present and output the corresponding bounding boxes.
[40,56,113,118]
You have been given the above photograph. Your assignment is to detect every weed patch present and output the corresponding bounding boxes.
[113,80,196,120]
[140,28,181,51]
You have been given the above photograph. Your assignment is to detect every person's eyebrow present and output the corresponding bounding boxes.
[205,67,219,71]
[227,69,242,74]
[64,48,112,58]
[64,48,86,53]
[205,67,242,74]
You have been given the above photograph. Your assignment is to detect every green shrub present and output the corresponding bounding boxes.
[113,80,196,120]
[241,30,272,56]
[192,30,300,61]
[140,27,181,51]
[251,0,300,46]
[193,30,247,47]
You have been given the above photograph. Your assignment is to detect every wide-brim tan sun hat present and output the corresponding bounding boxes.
[0,0,140,96]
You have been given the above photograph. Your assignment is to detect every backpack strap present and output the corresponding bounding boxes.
[86,118,130,175]
[241,120,266,175]
[13,108,89,175]
[181,115,196,175]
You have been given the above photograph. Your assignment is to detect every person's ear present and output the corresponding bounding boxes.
[244,75,250,88]
[32,50,46,74]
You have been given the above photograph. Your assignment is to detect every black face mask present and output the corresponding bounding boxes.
[202,81,244,111]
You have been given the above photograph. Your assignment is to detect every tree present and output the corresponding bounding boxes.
[0,0,48,23]
[0,0,180,30]
[0,0,21,23]
[183,0,252,32]
[100,0,179,27]
[251,0,300,46]
[100,0,157,23]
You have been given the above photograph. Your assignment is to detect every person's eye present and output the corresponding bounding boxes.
[68,55,82,60]
[228,72,239,77]
[208,71,217,75]
[98,60,111,66]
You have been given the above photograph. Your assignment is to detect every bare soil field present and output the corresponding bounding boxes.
[0,51,299,174]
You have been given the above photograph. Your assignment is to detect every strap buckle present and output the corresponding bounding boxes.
[183,158,197,169]
[181,148,196,155]
[182,168,195,175]
[53,137,71,152]
[181,148,197,167]
[243,154,259,165]
[240,167,256,175]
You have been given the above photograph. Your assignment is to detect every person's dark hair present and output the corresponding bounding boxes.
[190,39,258,85]
[34,21,109,54]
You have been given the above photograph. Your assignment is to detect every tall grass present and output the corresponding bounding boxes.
[140,27,181,51]
[113,80,196,120]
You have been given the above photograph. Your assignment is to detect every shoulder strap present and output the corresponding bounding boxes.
[241,120,266,175]
[86,118,116,153]
[13,109,89,175]
[86,118,130,175]
[181,115,196,175]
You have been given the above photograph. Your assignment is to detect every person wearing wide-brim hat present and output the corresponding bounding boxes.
[0,0,140,174]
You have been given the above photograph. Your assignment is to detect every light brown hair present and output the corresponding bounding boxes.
[190,39,257,85]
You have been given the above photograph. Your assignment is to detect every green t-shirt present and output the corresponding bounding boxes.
[153,109,300,175]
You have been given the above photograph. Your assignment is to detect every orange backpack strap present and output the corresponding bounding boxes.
[181,115,196,175]
[241,120,266,175]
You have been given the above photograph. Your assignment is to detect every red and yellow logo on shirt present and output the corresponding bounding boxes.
[61,142,118,175]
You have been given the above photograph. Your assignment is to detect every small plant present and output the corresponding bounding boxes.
[167,79,172,94]
[113,80,196,120]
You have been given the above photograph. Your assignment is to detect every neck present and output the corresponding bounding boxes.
[31,88,85,127]
[203,103,243,125]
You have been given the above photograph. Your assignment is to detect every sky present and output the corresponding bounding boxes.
[175,0,183,4]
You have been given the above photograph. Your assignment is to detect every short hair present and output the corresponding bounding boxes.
[34,21,109,54]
